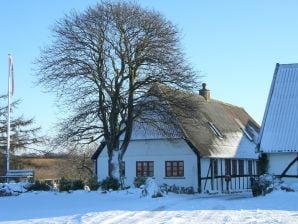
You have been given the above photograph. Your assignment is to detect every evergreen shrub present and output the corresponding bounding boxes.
[87,176,100,191]
[26,180,51,191]
[133,176,147,188]
[71,179,84,190]
[101,177,120,191]
[59,177,72,192]
[251,174,278,197]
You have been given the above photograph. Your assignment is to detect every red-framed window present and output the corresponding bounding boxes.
[165,161,184,177]
[136,161,154,177]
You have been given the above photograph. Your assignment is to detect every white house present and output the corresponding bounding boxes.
[258,63,298,184]
[92,84,260,193]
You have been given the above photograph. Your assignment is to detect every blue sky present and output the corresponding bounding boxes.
[1,0,298,136]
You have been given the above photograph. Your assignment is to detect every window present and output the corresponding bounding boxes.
[208,121,223,139]
[238,160,244,175]
[136,161,154,177]
[213,159,218,177]
[234,118,253,141]
[232,160,237,176]
[165,161,184,177]
[225,159,231,175]
[248,160,253,175]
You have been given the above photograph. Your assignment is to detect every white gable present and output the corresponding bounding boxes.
[259,63,298,153]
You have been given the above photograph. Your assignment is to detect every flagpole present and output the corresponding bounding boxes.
[6,54,12,174]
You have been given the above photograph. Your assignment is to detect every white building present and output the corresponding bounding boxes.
[258,63,298,184]
[92,84,260,193]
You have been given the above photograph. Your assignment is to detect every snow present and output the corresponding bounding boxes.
[0,184,298,224]
[141,177,162,197]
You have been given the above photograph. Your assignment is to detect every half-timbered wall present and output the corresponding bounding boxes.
[267,153,298,184]
[200,158,258,193]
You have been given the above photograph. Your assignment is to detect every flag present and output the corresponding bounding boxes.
[8,55,14,96]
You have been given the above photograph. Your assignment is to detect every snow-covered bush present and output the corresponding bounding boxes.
[101,177,120,191]
[251,174,281,197]
[0,185,12,196]
[134,176,147,188]
[0,182,30,196]
[141,178,163,198]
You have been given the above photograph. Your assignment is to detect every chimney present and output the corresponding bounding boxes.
[199,83,211,101]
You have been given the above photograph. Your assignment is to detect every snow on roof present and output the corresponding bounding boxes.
[259,63,298,153]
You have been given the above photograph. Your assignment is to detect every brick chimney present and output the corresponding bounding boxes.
[199,83,211,101]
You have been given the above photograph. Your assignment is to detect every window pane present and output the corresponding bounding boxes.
[232,160,237,176]
[248,160,253,175]
[225,159,231,175]
[238,160,244,175]
[213,160,218,176]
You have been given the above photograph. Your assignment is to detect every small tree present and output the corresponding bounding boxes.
[0,95,42,175]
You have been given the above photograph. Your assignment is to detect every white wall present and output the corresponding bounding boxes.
[267,153,298,184]
[97,138,199,191]
[97,147,109,181]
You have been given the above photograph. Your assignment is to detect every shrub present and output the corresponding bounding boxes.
[133,176,147,188]
[251,174,280,197]
[151,191,163,198]
[87,176,100,191]
[59,177,72,192]
[59,178,85,192]
[71,179,84,190]
[26,180,51,191]
[101,177,120,191]
[259,154,269,175]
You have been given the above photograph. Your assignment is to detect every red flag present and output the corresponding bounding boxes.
[8,55,14,96]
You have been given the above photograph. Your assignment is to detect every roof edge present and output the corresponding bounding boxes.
[257,63,280,150]
[91,142,106,160]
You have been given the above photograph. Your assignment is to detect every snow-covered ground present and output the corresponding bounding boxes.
[0,185,298,224]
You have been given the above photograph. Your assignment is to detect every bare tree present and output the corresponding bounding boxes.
[36,1,200,186]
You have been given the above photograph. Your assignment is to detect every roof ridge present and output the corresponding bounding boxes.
[278,63,298,67]
[210,99,245,110]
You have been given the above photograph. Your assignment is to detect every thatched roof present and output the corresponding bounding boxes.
[135,84,260,158]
